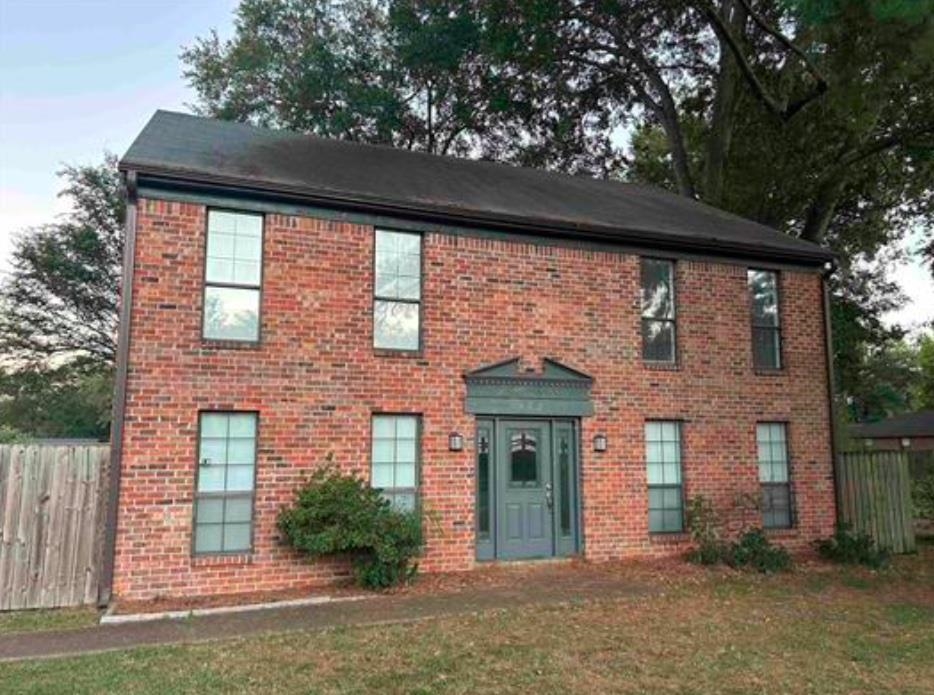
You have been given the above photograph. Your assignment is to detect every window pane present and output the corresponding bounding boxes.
[204,286,260,341]
[224,496,253,523]
[372,462,395,488]
[649,510,665,533]
[227,438,255,465]
[396,438,417,464]
[394,462,417,488]
[642,319,675,362]
[199,438,227,466]
[645,423,662,444]
[641,259,674,319]
[748,270,779,326]
[752,327,781,369]
[478,430,491,536]
[196,498,224,523]
[395,416,417,439]
[223,523,252,551]
[200,414,228,438]
[372,416,396,438]
[228,414,256,438]
[226,464,255,492]
[390,492,416,512]
[197,465,226,493]
[374,300,419,350]
[372,439,395,464]
[194,524,223,553]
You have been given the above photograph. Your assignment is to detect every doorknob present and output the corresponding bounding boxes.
[545,482,553,509]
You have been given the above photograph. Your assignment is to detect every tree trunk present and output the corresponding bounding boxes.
[703,0,747,206]
[802,175,846,243]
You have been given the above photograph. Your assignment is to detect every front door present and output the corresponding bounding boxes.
[476,418,579,561]
[498,421,553,559]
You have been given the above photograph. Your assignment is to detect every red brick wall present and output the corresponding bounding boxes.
[113,198,836,600]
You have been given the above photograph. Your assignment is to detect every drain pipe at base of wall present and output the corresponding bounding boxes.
[821,260,842,525]
[98,170,138,607]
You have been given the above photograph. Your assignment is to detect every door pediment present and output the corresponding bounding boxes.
[464,357,593,416]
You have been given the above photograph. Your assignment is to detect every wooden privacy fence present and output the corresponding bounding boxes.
[0,445,108,610]
[836,450,916,554]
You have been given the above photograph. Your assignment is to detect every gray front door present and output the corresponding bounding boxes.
[475,418,579,561]
[497,421,553,559]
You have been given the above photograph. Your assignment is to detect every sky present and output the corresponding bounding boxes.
[1,0,931,333]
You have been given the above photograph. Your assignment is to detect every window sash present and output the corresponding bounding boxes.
[748,269,781,369]
[761,482,793,529]
[374,230,421,351]
[641,259,677,363]
[371,415,420,511]
[203,210,263,342]
[194,412,257,555]
[645,421,684,533]
[756,423,793,529]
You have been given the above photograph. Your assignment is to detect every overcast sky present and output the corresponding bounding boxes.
[1,0,931,332]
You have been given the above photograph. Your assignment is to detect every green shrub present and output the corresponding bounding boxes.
[278,466,423,589]
[686,495,730,565]
[728,528,792,573]
[815,523,890,569]
[912,474,934,521]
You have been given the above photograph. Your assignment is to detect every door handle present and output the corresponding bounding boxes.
[545,482,553,509]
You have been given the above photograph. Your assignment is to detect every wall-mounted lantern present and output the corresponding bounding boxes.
[901,437,911,449]
[449,432,464,452]
[593,434,608,452]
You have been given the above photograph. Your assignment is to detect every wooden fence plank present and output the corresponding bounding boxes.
[0,444,107,610]
[836,450,915,554]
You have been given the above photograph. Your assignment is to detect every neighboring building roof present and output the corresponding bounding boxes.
[120,111,834,266]
[851,411,934,439]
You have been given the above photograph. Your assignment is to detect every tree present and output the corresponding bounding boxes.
[0,155,124,365]
[0,155,123,439]
[918,334,934,410]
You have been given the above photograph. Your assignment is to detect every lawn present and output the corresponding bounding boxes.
[0,607,99,636]
[1,546,932,694]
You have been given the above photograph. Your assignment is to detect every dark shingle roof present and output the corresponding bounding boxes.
[120,110,833,265]
[851,411,934,439]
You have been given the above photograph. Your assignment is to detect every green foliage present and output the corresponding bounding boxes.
[686,495,729,565]
[816,523,891,568]
[0,363,112,440]
[0,155,123,365]
[916,335,934,410]
[912,474,934,521]
[686,496,792,572]
[278,466,423,589]
[0,425,28,444]
[728,529,793,573]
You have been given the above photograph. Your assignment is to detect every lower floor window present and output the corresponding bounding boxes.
[646,421,684,533]
[371,414,420,511]
[194,412,257,553]
[757,422,793,529]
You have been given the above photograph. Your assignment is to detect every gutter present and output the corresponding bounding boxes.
[124,166,835,268]
[99,170,138,606]
[821,262,842,524]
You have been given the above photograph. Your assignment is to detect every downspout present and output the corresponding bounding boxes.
[99,170,138,606]
[821,262,841,524]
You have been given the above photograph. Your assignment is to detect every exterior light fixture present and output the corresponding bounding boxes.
[593,434,607,452]
[449,432,464,452]
[901,437,911,448]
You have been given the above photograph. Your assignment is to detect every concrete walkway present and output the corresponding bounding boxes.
[0,565,655,663]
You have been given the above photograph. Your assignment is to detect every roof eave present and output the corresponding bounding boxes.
[120,162,836,267]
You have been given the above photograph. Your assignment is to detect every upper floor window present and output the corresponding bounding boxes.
[374,230,421,351]
[757,422,793,529]
[371,414,420,511]
[645,421,684,533]
[195,412,257,554]
[641,258,676,363]
[203,210,263,342]
[748,269,781,370]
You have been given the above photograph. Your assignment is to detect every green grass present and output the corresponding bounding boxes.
[1,551,931,694]
[0,606,100,635]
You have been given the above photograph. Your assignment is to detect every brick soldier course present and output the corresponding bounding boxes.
[108,111,837,603]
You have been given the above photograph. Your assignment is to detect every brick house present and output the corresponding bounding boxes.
[103,110,838,602]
